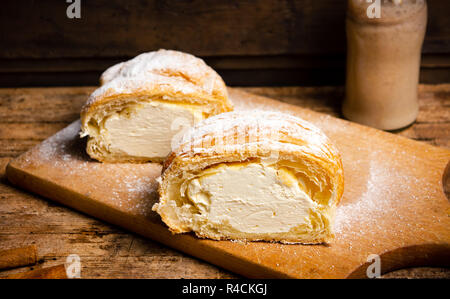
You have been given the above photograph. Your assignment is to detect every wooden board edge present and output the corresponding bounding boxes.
[347,244,450,278]
[7,160,450,279]
[4,160,298,279]
[3,89,450,279]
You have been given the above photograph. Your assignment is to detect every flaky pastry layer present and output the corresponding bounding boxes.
[80,50,233,163]
[153,111,344,244]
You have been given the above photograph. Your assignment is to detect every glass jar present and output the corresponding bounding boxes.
[343,0,427,130]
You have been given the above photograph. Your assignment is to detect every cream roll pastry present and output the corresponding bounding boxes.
[80,49,233,163]
[153,111,344,244]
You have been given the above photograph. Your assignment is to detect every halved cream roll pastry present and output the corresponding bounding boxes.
[80,49,233,163]
[153,111,344,244]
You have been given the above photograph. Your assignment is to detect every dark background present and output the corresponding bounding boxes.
[0,0,449,87]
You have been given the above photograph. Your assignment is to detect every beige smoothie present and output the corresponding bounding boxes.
[343,0,427,130]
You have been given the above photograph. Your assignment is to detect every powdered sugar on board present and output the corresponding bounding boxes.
[12,98,449,241]
[334,149,439,242]
[14,120,161,218]
[232,89,449,248]
[7,88,450,278]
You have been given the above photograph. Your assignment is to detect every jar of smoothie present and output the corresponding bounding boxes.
[343,0,427,130]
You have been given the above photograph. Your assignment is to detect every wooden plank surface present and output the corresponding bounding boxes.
[1,0,449,58]
[0,85,449,278]
[1,0,449,86]
[0,86,450,277]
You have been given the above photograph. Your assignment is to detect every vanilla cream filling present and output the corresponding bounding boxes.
[183,163,317,234]
[100,101,204,158]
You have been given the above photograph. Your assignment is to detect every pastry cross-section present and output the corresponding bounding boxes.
[153,111,344,244]
[80,49,233,163]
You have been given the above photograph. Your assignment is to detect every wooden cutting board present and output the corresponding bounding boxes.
[5,89,450,278]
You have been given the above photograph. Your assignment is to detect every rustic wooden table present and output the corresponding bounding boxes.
[0,85,448,279]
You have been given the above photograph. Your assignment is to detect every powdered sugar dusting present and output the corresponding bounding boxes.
[335,155,392,236]
[101,49,219,91]
[82,49,231,121]
[176,110,340,168]
[333,147,445,248]
[86,49,226,110]
[85,73,204,108]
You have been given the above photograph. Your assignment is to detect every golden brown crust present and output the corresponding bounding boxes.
[99,49,226,92]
